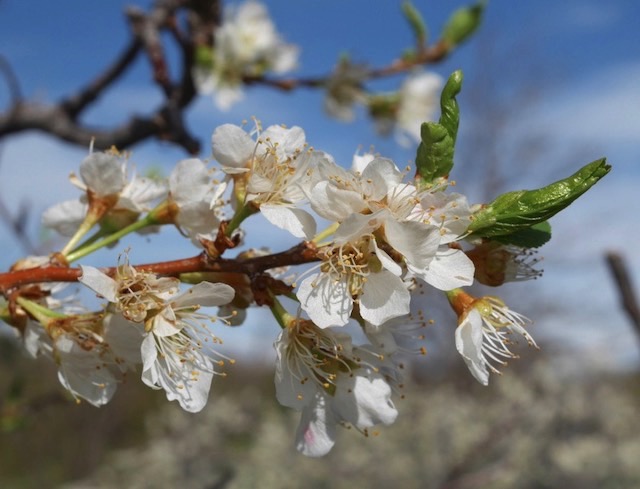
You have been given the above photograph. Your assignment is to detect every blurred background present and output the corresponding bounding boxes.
[1,1,639,487]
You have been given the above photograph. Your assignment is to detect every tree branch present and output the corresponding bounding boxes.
[605,251,640,338]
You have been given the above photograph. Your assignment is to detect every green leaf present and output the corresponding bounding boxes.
[415,71,463,183]
[468,158,611,237]
[491,221,552,248]
[415,122,453,182]
[195,45,214,70]
[442,1,486,49]
[401,1,428,46]
[439,70,463,146]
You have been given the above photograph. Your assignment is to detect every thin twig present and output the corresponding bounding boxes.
[605,251,640,337]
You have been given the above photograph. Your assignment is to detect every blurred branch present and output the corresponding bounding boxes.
[0,0,214,155]
[606,251,640,337]
[0,54,23,104]
[0,0,450,155]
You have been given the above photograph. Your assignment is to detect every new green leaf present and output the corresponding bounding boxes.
[415,71,463,183]
[402,1,427,46]
[468,158,611,237]
[442,1,486,49]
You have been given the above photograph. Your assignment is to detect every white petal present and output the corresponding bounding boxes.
[261,125,305,156]
[80,152,127,196]
[359,270,410,326]
[79,265,118,302]
[310,181,366,222]
[173,281,235,308]
[55,335,118,407]
[455,310,489,385]
[295,393,337,457]
[384,219,440,270]
[419,248,475,290]
[372,238,402,276]
[274,330,318,409]
[211,124,256,167]
[170,158,211,204]
[334,211,383,244]
[140,334,158,372]
[42,199,87,236]
[361,157,403,200]
[332,372,398,428]
[260,205,317,239]
[297,273,352,328]
[103,313,143,368]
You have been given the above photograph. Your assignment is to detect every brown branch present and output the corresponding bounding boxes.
[0,54,23,104]
[0,1,202,154]
[605,251,640,336]
[242,40,450,92]
[0,2,452,155]
[60,40,143,118]
[0,242,319,294]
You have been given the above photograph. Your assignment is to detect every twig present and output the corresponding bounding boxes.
[605,251,640,337]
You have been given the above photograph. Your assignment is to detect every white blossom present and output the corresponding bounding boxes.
[396,70,443,147]
[194,0,299,110]
[212,123,318,238]
[141,281,235,412]
[274,319,398,456]
[43,151,167,236]
[455,296,538,385]
[168,158,226,239]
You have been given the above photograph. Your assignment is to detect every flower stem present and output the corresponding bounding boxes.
[269,295,295,329]
[60,215,100,256]
[16,297,66,325]
[226,202,258,236]
[311,222,339,245]
[65,214,160,263]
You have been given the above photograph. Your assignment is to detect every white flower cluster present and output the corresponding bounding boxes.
[194,0,299,110]
[190,0,441,147]
[26,256,235,413]
[22,120,540,456]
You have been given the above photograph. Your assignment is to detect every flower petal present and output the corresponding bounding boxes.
[419,247,475,290]
[295,393,337,457]
[297,273,352,328]
[359,270,410,326]
[79,265,118,302]
[260,204,317,239]
[455,310,489,385]
[211,124,255,168]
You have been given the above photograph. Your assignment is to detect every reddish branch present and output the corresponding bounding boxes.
[0,241,319,295]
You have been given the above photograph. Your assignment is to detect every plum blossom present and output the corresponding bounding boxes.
[42,150,167,237]
[165,158,226,240]
[23,314,139,407]
[194,0,299,110]
[79,260,235,412]
[212,123,318,238]
[299,155,473,327]
[274,318,399,456]
[450,292,538,385]
[395,70,443,147]
[140,281,234,412]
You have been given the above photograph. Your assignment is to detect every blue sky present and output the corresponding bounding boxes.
[1,0,639,369]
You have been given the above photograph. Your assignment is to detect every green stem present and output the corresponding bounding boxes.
[226,202,258,236]
[60,215,100,256]
[68,227,111,255]
[312,222,339,245]
[66,214,160,263]
[269,295,295,329]
[16,297,66,325]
